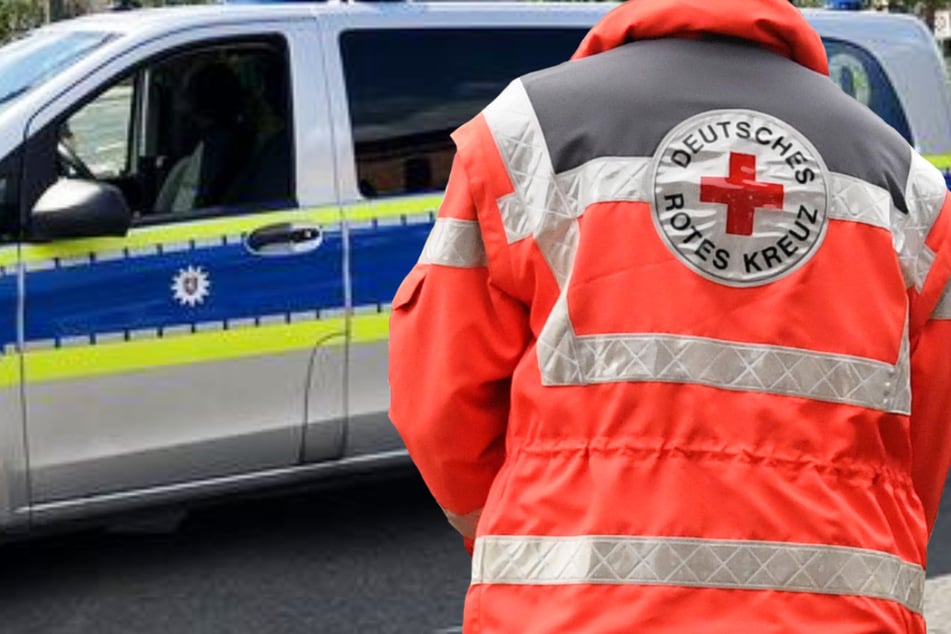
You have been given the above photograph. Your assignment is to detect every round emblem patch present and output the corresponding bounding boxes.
[651,110,830,287]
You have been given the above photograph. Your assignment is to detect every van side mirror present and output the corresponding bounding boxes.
[29,179,132,242]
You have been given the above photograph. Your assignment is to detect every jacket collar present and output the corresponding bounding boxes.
[572,0,829,76]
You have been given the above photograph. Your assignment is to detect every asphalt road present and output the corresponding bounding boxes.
[0,469,947,634]
[0,469,470,634]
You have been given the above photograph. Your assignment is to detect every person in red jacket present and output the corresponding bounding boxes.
[389,0,951,631]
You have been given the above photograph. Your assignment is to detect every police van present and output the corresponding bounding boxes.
[0,2,945,532]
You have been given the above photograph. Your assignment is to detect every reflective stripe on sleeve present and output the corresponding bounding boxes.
[443,507,483,539]
[899,153,948,291]
[550,332,909,414]
[471,535,925,614]
[418,219,486,269]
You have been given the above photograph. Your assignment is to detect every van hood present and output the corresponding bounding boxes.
[572,0,829,76]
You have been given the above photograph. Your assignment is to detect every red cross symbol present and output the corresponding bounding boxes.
[700,152,785,236]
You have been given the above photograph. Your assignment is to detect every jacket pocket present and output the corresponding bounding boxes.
[392,267,426,310]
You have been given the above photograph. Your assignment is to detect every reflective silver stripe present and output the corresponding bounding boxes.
[484,80,561,246]
[893,324,911,414]
[543,332,908,414]
[491,148,897,242]
[484,80,580,288]
[536,283,910,414]
[556,157,653,209]
[443,507,482,539]
[934,284,951,320]
[899,153,947,291]
[471,535,925,614]
[418,219,486,268]
[537,293,584,385]
[827,172,893,231]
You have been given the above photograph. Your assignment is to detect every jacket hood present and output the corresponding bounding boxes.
[572,0,829,76]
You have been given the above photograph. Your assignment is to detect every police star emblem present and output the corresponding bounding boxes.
[171,265,211,307]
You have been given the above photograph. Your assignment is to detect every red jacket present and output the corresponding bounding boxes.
[389,1,951,631]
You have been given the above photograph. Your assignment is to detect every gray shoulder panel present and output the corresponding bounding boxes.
[521,38,911,213]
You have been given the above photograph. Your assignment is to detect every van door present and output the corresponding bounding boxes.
[19,26,345,508]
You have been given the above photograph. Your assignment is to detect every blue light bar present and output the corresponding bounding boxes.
[826,0,864,9]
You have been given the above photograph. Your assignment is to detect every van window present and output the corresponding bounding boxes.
[341,28,587,198]
[63,78,134,180]
[0,31,114,115]
[35,38,295,225]
[822,38,913,143]
[143,42,295,219]
[342,30,914,199]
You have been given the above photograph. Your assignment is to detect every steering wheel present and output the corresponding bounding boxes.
[57,140,97,180]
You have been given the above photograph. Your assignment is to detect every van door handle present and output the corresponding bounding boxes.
[246,223,323,255]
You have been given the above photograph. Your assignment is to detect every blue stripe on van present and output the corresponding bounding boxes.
[14,219,433,347]
[23,233,345,344]
[349,220,431,309]
[0,274,15,351]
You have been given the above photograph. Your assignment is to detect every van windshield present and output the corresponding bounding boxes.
[0,30,114,113]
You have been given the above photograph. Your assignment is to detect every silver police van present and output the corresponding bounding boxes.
[0,2,945,533]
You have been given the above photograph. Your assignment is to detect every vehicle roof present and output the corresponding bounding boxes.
[47,2,930,35]
[45,3,940,71]
[46,2,615,35]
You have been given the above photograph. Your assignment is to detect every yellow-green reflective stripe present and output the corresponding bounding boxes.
[19,312,392,385]
[23,318,343,384]
[0,355,19,388]
[925,155,951,171]
[0,194,445,270]
[0,246,14,270]
[343,194,443,223]
[351,311,390,344]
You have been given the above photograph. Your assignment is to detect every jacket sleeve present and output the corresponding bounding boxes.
[908,185,951,537]
[909,307,951,535]
[388,153,530,544]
